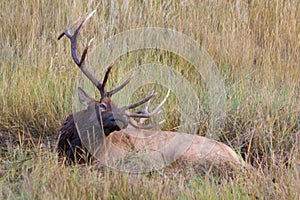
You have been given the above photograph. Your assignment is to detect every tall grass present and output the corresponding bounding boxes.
[0,0,299,199]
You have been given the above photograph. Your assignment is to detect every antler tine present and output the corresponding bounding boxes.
[138,97,153,125]
[128,118,165,129]
[107,71,136,97]
[127,89,170,129]
[147,88,170,115]
[120,91,156,111]
[125,89,170,118]
[101,63,114,92]
[100,63,135,98]
[58,10,105,95]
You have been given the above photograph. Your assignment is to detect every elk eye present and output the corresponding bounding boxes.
[99,103,107,110]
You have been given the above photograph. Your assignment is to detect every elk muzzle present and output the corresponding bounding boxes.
[91,97,130,136]
[100,111,129,136]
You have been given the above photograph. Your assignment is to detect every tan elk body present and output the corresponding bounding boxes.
[56,11,243,171]
[94,128,242,172]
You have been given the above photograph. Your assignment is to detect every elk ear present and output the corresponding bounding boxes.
[78,87,95,106]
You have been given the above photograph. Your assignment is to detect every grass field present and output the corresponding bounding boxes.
[0,0,299,199]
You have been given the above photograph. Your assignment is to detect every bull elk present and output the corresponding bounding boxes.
[56,11,244,172]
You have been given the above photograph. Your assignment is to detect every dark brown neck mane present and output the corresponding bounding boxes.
[56,114,91,165]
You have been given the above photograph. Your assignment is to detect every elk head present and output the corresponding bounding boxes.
[57,11,169,164]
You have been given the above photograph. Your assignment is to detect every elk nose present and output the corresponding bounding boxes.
[105,114,128,130]
[102,114,128,136]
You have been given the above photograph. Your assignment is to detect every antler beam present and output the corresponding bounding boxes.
[58,10,133,99]
[58,10,105,94]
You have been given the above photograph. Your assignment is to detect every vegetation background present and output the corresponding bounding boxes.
[0,0,299,199]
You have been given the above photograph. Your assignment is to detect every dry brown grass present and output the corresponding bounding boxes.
[0,0,299,199]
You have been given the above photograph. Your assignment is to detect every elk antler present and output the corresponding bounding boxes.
[125,89,171,129]
[58,10,103,92]
[58,11,170,130]
[58,10,133,99]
